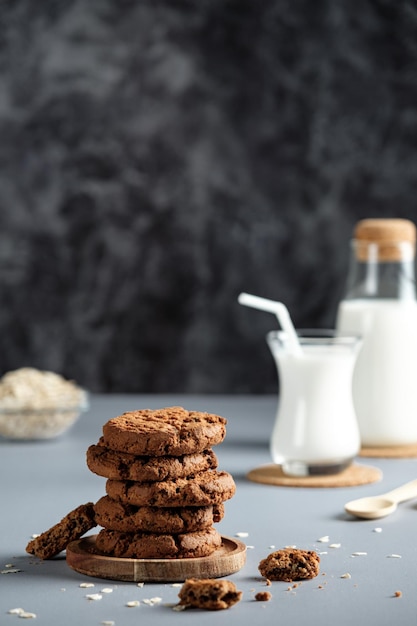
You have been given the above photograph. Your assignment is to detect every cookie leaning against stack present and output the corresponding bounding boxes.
[87,406,236,559]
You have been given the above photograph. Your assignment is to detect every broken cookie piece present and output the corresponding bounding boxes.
[177,578,242,610]
[26,502,96,560]
[258,548,320,582]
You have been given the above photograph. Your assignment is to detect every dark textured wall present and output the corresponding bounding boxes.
[1,0,416,393]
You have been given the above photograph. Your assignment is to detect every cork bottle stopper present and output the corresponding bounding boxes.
[354,218,416,261]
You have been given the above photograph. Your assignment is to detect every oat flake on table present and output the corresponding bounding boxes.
[8,608,36,619]
[86,594,102,601]
[142,597,162,606]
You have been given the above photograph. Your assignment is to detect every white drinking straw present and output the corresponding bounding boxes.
[238,292,302,355]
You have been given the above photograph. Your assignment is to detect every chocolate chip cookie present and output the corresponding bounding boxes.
[94,496,224,533]
[102,407,227,456]
[87,440,218,481]
[105,469,236,507]
[95,526,222,559]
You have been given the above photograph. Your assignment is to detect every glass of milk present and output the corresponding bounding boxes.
[267,329,362,476]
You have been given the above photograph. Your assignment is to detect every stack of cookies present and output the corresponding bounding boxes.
[87,406,236,560]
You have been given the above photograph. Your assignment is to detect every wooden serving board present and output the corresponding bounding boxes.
[66,535,246,582]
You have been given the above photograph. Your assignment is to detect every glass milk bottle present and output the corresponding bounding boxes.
[336,218,417,446]
[267,330,362,476]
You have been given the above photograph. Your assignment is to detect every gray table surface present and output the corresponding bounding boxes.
[2,394,417,625]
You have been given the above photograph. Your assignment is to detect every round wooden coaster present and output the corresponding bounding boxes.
[246,463,382,488]
[66,535,246,582]
[360,442,417,458]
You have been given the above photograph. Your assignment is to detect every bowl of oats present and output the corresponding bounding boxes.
[0,367,88,440]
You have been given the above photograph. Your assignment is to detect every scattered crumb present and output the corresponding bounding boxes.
[255,591,272,602]
[394,591,402,598]
[171,583,182,588]
[86,594,102,601]
[8,609,36,619]
[172,604,186,612]
[126,600,140,607]
[79,582,95,588]
[101,622,115,626]
[285,545,297,549]
[373,528,382,533]
[137,582,144,588]
[318,585,324,589]
[1,568,21,574]
[351,552,367,556]
[387,554,402,559]
[265,579,271,586]
[235,532,249,538]
[329,543,341,549]
[340,573,351,579]
[246,545,255,549]
[17,612,36,619]
[268,545,275,549]
[317,536,329,543]
[142,597,162,606]
[101,588,113,594]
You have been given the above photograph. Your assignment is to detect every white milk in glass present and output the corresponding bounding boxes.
[267,331,361,476]
[337,299,417,445]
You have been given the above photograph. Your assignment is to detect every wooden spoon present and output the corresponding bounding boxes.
[345,479,417,519]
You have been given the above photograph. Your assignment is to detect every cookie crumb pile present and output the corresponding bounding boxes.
[91,407,235,559]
